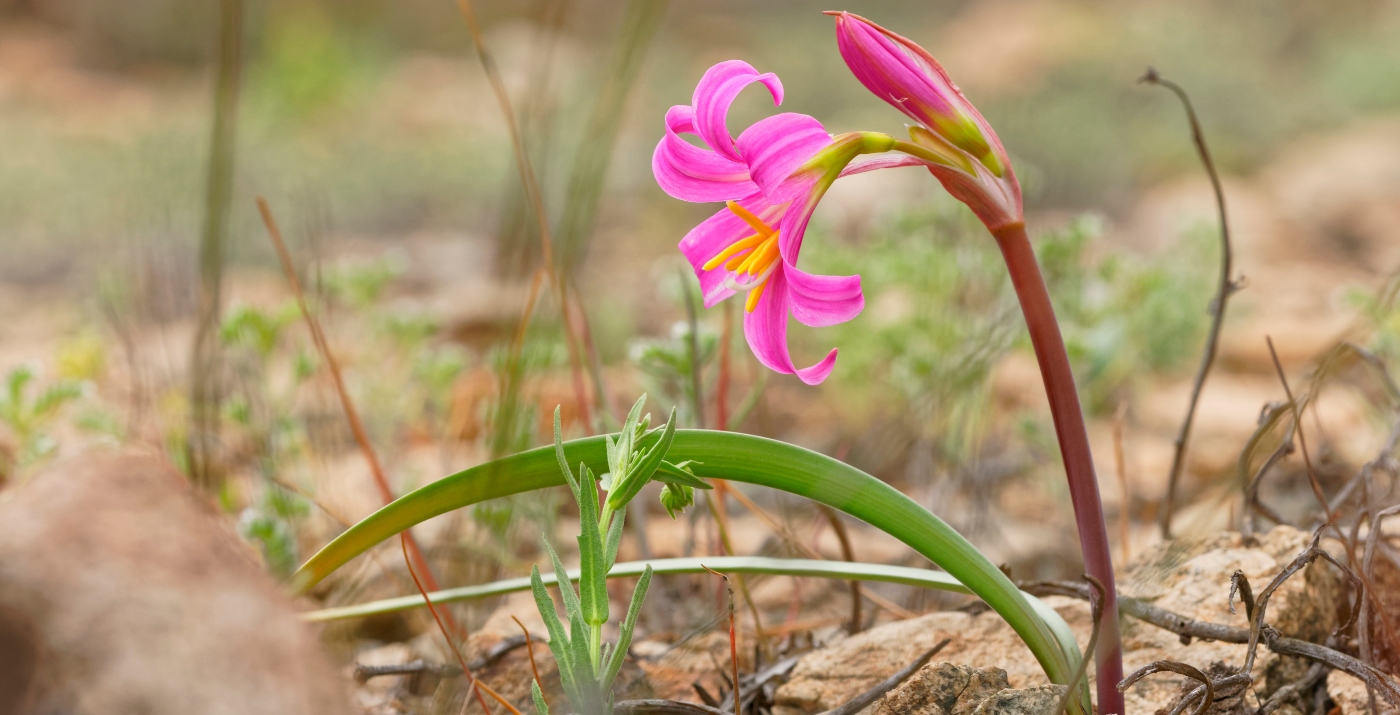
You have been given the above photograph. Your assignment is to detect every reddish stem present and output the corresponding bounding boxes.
[993,222,1124,714]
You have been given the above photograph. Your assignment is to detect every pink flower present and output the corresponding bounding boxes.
[653,61,914,385]
[829,11,1022,232]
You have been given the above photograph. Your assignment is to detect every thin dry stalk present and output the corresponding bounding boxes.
[512,614,545,711]
[402,538,517,715]
[704,491,765,638]
[454,0,594,428]
[1055,576,1106,715]
[1118,661,1220,715]
[1265,337,1400,656]
[1141,68,1241,540]
[188,0,245,490]
[717,302,733,430]
[816,504,862,634]
[1112,401,1131,563]
[700,565,740,715]
[255,199,472,652]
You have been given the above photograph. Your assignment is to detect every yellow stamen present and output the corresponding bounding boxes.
[724,251,752,271]
[745,280,768,312]
[702,234,765,271]
[725,200,776,237]
[736,235,779,276]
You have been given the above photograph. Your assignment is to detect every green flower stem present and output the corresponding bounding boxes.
[290,430,1088,713]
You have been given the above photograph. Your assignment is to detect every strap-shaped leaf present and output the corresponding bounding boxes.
[543,538,581,621]
[603,564,652,691]
[576,464,609,627]
[292,430,1086,712]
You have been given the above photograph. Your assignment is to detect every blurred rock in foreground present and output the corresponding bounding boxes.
[0,452,349,715]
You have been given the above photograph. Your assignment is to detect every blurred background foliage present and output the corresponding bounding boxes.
[3,0,1400,580]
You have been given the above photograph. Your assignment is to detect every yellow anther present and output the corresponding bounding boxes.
[724,251,751,271]
[702,234,765,271]
[736,235,779,276]
[725,200,776,237]
[745,280,768,312]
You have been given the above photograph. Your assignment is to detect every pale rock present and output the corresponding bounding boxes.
[0,452,350,715]
[971,684,1067,714]
[873,662,1010,715]
[1326,669,1400,714]
[773,525,1338,715]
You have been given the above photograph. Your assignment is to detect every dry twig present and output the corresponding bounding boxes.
[1141,67,1241,539]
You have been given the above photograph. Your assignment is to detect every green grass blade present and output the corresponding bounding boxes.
[292,430,1083,707]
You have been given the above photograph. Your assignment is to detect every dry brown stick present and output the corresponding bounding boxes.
[722,485,918,620]
[1265,337,1400,657]
[454,0,593,428]
[700,565,740,715]
[816,504,862,634]
[613,701,728,715]
[1118,660,1219,715]
[1025,579,1400,706]
[1142,67,1241,540]
[512,614,546,712]
[1256,661,1326,715]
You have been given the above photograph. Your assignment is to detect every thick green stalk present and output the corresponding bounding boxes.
[291,430,1087,712]
[991,223,1123,715]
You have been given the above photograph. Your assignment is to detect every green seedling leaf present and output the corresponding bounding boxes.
[603,564,652,690]
[576,464,609,627]
[553,407,580,500]
[530,565,575,695]
[293,431,1088,712]
[604,407,677,513]
[654,460,711,489]
[531,680,550,715]
[604,507,626,571]
[659,483,694,519]
[568,609,593,682]
[543,538,582,621]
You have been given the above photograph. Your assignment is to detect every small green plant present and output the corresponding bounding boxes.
[528,397,705,714]
[0,364,85,477]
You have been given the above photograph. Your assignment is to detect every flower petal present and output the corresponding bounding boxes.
[692,60,784,164]
[784,266,864,328]
[653,105,758,202]
[734,113,832,203]
[741,269,839,385]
